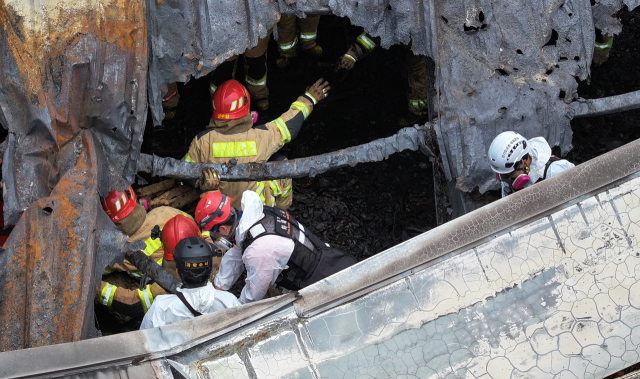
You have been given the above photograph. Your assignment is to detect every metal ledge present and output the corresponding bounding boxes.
[293,137,640,315]
[0,294,297,379]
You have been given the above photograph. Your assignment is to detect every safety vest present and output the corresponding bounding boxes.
[241,207,329,290]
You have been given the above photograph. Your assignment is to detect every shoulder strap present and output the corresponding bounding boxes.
[543,156,562,179]
[176,291,202,317]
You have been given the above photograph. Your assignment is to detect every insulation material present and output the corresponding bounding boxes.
[593,0,624,35]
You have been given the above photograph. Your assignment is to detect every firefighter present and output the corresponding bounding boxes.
[98,211,227,317]
[276,15,323,68]
[210,29,273,111]
[488,131,575,198]
[161,82,180,120]
[140,237,241,329]
[195,189,357,304]
[334,32,430,126]
[97,188,198,316]
[183,78,330,210]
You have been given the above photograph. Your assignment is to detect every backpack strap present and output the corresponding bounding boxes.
[542,156,562,180]
[176,291,202,317]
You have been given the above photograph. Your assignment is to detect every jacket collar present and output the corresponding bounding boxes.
[207,114,253,134]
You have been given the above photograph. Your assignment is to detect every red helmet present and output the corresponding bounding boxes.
[212,80,250,120]
[101,186,137,223]
[161,214,201,261]
[195,192,234,231]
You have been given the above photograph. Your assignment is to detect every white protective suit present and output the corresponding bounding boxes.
[214,191,295,304]
[140,282,240,329]
[501,137,575,198]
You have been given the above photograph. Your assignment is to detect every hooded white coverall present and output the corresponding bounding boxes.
[140,282,240,329]
[501,137,575,198]
[214,191,295,304]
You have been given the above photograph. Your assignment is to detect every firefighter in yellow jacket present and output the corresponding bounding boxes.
[97,187,202,316]
[182,78,330,210]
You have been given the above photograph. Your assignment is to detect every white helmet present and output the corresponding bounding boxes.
[487,131,531,174]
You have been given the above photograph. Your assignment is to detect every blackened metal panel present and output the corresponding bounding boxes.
[0,0,148,224]
[146,0,280,125]
[433,0,593,193]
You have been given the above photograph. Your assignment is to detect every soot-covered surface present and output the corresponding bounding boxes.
[141,16,437,259]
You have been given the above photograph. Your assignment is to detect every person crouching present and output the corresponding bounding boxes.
[140,237,240,329]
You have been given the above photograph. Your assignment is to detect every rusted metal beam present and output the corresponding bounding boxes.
[137,124,436,181]
[569,89,640,118]
[0,132,130,352]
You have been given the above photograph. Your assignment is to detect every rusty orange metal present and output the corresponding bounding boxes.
[0,0,147,351]
[0,132,100,351]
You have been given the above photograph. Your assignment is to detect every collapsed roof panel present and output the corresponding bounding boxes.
[0,0,148,225]
[0,0,639,356]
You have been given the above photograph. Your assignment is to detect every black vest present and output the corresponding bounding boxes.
[241,207,356,290]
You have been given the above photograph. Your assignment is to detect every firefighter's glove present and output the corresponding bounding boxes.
[197,167,221,193]
[336,54,356,71]
[305,79,331,104]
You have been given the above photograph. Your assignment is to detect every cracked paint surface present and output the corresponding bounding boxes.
[169,176,640,378]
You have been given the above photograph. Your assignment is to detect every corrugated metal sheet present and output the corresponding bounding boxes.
[0,0,148,225]
[0,131,130,351]
[0,0,146,350]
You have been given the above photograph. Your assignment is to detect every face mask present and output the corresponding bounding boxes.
[211,210,242,251]
[212,236,232,252]
[497,163,530,191]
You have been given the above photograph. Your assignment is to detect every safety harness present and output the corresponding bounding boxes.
[540,156,561,181]
[241,207,327,290]
[176,291,202,317]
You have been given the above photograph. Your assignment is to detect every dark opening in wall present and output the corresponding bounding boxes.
[441,16,448,23]
[544,29,559,46]
[140,13,438,266]
[516,49,523,54]
[559,90,566,99]
[496,68,509,76]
